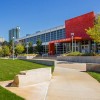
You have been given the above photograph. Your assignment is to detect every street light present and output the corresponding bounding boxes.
[71,33,74,52]
[12,37,15,60]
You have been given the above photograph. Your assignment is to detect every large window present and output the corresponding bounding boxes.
[33,36,37,44]
[46,32,50,42]
[51,31,57,40]
[30,37,34,43]
[37,35,40,40]
[41,34,45,42]
[56,28,65,40]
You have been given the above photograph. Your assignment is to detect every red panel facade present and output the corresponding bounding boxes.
[65,12,95,39]
[49,43,55,55]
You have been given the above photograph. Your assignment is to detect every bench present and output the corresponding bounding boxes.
[11,68,52,87]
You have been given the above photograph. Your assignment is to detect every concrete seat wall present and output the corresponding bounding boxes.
[11,68,52,87]
[86,64,100,72]
[57,56,100,63]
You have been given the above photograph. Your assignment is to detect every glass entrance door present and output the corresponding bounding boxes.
[81,45,89,53]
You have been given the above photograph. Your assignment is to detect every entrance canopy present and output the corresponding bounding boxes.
[49,37,91,55]
[49,37,83,44]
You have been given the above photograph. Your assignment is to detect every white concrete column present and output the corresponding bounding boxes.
[55,43,57,54]
[75,40,76,52]
[63,43,64,54]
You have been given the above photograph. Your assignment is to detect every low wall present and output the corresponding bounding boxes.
[11,68,52,87]
[18,56,34,59]
[32,59,56,66]
[57,56,100,63]
[86,63,100,72]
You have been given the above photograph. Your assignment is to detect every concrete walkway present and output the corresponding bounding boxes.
[46,62,100,100]
[0,62,100,100]
[0,80,50,100]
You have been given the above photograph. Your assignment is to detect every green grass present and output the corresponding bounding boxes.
[0,59,54,100]
[0,86,24,100]
[0,59,54,81]
[88,72,100,82]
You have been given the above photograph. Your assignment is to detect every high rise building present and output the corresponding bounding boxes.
[0,37,5,46]
[9,26,20,41]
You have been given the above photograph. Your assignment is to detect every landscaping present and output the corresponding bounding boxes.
[0,59,54,100]
[0,86,24,100]
[0,59,53,81]
[88,72,100,82]
[62,52,99,56]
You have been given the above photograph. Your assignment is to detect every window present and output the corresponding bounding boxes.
[41,34,45,42]
[46,32,50,42]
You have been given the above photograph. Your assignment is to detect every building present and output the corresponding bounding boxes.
[9,26,20,41]
[0,37,5,46]
[15,11,100,54]
[16,25,65,53]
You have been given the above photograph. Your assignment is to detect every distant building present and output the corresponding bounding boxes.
[9,26,20,41]
[0,37,5,46]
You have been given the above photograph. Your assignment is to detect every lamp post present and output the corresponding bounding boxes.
[71,33,74,52]
[12,37,15,60]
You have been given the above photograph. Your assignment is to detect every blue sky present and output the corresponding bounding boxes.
[0,0,100,41]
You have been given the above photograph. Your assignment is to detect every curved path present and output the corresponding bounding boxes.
[46,61,100,100]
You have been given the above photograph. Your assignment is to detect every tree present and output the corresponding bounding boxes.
[15,43,24,56]
[8,40,13,55]
[2,41,8,46]
[2,45,10,56]
[0,47,3,56]
[35,39,43,54]
[28,42,33,54]
[86,15,100,43]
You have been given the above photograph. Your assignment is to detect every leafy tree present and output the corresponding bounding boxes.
[86,15,100,43]
[28,42,33,54]
[2,45,10,56]
[35,39,43,54]
[2,41,8,46]
[15,43,24,56]
[0,47,3,56]
[8,40,13,54]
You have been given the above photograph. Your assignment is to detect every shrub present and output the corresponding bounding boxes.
[82,52,96,56]
[62,52,98,56]
[64,52,82,56]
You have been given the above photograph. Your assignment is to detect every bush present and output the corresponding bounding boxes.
[0,47,3,56]
[82,52,96,56]
[62,52,98,56]
[64,52,82,56]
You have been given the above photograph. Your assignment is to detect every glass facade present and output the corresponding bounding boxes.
[16,26,65,53]
[9,27,20,41]
[20,28,65,45]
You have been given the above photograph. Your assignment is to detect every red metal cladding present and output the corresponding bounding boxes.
[49,43,55,55]
[65,11,95,39]
[49,12,95,55]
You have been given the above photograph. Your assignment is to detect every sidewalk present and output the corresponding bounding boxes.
[46,63,100,100]
[0,62,100,100]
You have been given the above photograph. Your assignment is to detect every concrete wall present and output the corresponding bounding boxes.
[11,68,52,87]
[32,59,56,66]
[57,56,100,63]
[18,56,34,59]
[86,63,100,72]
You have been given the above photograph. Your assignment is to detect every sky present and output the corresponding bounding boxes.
[0,0,100,41]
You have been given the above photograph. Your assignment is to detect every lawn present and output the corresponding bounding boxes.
[0,59,53,81]
[0,86,24,100]
[0,59,54,100]
[88,72,100,82]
